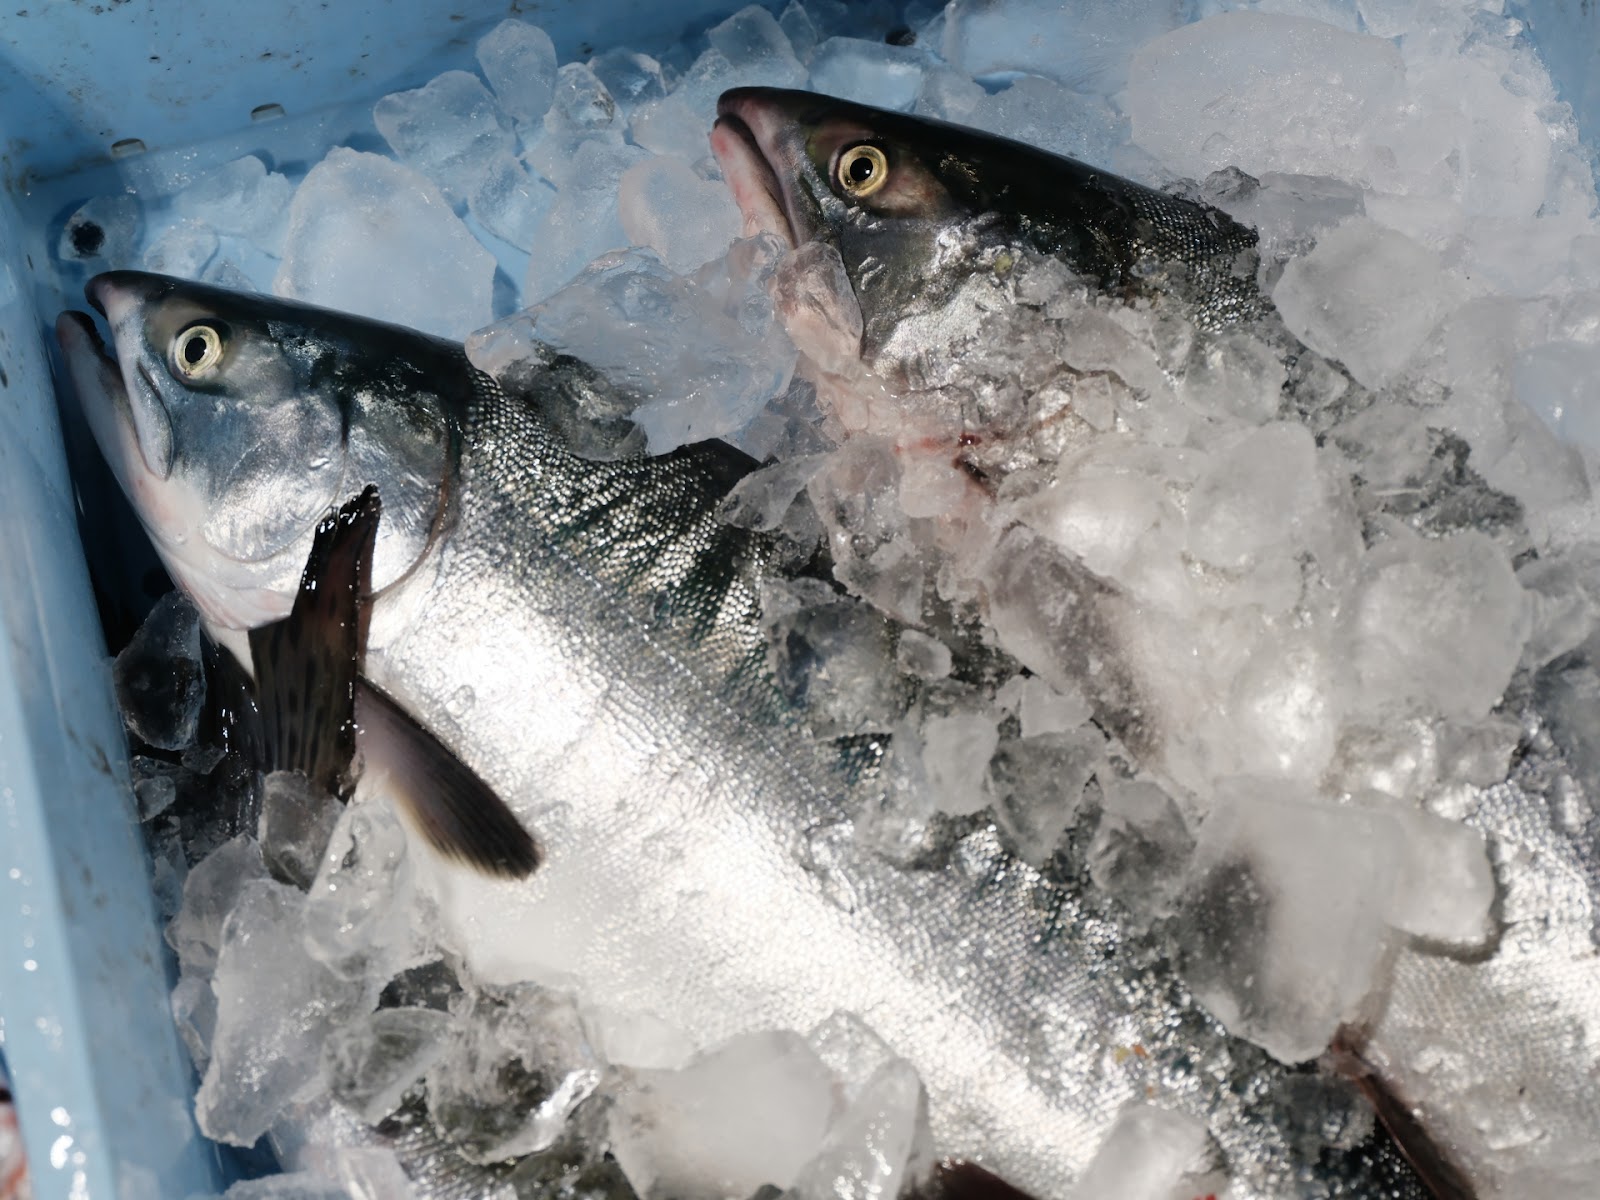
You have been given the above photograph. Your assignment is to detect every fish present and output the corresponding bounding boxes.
[709,90,1600,1199]
[54,270,1446,1199]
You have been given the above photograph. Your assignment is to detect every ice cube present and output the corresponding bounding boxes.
[629,95,712,162]
[589,48,667,108]
[325,1006,452,1124]
[914,66,985,123]
[131,755,180,821]
[987,729,1103,866]
[518,238,797,450]
[808,38,930,111]
[373,70,514,207]
[920,712,1000,817]
[114,592,204,751]
[1272,218,1461,389]
[1127,13,1405,182]
[475,19,558,126]
[275,148,495,340]
[167,834,269,976]
[140,219,219,280]
[1386,808,1494,948]
[1071,1103,1220,1200]
[258,770,342,891]
[467,152,555,252]
[997,674,1093,739]
[1178,328,1287,425]
[973,76,1125,164]
[222,1174,351,1200]
[805,1011,896,1100]
[895,630,952,681]
[609,1030,835,1200]
[1513,340,1600,454]
[1352,529,1531,723]
[522,140,649,303]
[942,0,1189,93]
[1173,786,1403,1063]
[59,194,141,264]
[545,63,623,138]
[1200,168,1365,262]
[303,801,418,984]
[789,1059,931,1200]
[707,5,804,74]
[763,584,908,737]
[426,983,602,1163]
[719,454,829,534]
[196,878,369,1144]
[618,156,743,274]
[1086,778,1193,926]
[779,0,822,63]
[173,155,293,248]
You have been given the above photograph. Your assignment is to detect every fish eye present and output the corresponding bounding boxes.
[835,144,890,199]
[171,323,225,379]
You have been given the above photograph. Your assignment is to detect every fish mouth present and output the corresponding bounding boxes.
[711,92,797,249]
[78,271,176,480]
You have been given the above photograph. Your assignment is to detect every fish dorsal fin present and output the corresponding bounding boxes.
[354,678,541,879]
[247,486,380,795]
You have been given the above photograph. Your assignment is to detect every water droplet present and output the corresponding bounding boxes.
[446,685,476,717]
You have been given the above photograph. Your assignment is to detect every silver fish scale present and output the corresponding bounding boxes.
[1367,730,1600,1192]
[363,362,1432,1200]
[1114,184,1270,333]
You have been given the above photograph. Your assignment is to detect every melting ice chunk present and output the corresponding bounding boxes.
[609,1030,835,1200]
[373,71,515,207]
[325,1006,452,1124]
[790,1059,931,1200]
[258,771,342,892]
[475,18,559,127]
[221,1174,353,1200]
[942,0,1188,93]
[141,219,220,278]
[303,801,418,984]
[1126,13,1405,182]
[1352,529,1531,723]
[1272,218,1460,389]
[167,834,270,978]
[987,728,1103,866]
[618,156,743,274]
[522,139,649,303]
[1071,1103,1222,1200]
[589,48,668,108]
[468,152,555,252]
[114,591,204,751]
[196,879,368,1144]
[808,38,930,111]
[1173,787,1403,1064]
[274,148,495,340]
[173,155,294,248]
[426,984,602,1164]
[510,238,797,450]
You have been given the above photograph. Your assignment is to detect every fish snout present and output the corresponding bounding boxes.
[86,269,172,330]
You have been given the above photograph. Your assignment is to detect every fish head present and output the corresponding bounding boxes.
[712,87,1264,396]
[58,271,456,639]
[712,87,999,382]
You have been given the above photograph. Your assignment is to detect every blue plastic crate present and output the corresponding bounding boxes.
[1,1,1598,1198]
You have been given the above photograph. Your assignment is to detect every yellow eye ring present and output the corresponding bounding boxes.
[172,324,224,378]
[836,144,889,199]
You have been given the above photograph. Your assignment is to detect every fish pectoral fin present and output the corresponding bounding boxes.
[247,485,381,796]
[354,677,541,880]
